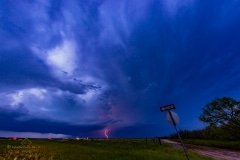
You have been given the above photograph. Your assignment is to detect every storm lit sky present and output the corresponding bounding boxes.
[1,0,240,138]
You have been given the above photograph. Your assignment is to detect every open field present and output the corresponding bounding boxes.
[0,138,213,160]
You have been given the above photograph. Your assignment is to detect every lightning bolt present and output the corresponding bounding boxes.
[104,129,109,139]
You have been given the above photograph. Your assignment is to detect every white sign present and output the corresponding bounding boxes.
[166,111,179,126]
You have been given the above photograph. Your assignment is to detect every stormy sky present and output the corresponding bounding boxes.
[1,0,240,138]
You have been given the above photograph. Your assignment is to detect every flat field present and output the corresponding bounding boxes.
[0,138,213,160]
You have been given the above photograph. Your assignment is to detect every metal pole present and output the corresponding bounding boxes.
[168,111,190,160]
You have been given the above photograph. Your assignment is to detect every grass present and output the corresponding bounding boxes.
[171,139,240,150]
[0,138,213,160]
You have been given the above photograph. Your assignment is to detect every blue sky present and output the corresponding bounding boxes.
[1,0,240,138]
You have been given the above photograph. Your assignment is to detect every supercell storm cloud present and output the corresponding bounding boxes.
[1,0,240,138]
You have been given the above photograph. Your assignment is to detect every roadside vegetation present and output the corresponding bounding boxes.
[169,97,240,150]
[0,139,213,160]
[183,139,240,150]
[170,138,240,150]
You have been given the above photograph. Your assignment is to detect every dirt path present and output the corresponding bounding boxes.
[161,139,240,160]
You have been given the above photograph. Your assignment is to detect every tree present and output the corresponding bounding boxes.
[199,97,240,127]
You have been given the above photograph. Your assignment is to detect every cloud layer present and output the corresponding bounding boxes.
[1,0,240,137]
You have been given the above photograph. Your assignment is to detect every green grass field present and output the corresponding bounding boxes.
[0,138,213,160]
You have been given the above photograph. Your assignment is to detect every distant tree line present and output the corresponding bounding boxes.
[169,97,240,140]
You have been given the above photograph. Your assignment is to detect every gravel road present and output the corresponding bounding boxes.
[161,139,240,160]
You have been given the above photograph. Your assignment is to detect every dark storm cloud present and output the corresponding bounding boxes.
[0,113,101,137]
[1,0,240,137]
[0,107,118,137]
[0,48,52,86]
[94,0,240,130]
[0,46,101,95]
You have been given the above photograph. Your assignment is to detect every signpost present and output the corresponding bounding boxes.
[160,104,189,160]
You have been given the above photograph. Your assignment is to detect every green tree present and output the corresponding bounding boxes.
[199,97,240,127]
